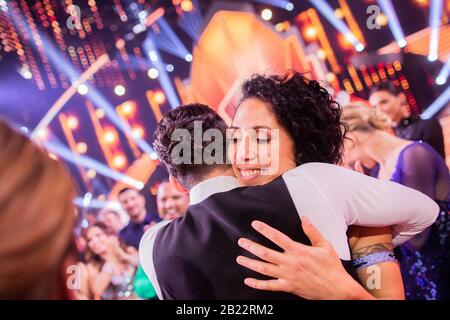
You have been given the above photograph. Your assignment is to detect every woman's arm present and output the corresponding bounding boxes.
[348,226,405,299]
[236,218,403,300]
[117,246,139,267]
[91,262,114,300]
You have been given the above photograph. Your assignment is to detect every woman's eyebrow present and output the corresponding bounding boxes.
[228,126,272,130]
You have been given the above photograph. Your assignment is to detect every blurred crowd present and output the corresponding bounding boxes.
[0,79,448,300]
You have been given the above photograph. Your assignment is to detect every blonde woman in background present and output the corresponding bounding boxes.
[341,104,450,299]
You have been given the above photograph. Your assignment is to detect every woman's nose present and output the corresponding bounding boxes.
[235,135,257,164]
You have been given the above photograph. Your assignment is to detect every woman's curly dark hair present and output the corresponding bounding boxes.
[238,71,347,165]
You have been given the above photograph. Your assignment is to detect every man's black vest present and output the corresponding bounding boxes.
[153,177,356,299]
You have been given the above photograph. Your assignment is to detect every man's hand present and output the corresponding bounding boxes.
[236,217,374,300]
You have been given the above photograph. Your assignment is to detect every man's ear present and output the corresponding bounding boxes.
[169,175,188,193]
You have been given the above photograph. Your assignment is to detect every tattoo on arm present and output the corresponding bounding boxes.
[351,242,393,260]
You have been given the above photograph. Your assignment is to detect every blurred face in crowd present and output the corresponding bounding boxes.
[228,98,296,186]
[343,131,377,170]
[101,211,123,234]
[156,181,189,220]
[369,90,406,124]
[86,226,110,256]
[118,189,146,223]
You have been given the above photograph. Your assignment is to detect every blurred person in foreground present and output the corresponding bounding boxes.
[0,120,76,299]
[369,81,445,159]
[118,187,153,249]
[156,180,189,221]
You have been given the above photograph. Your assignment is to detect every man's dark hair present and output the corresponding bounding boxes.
[239,71,346,165]
[152,103,230,189]
[369,81,402,97]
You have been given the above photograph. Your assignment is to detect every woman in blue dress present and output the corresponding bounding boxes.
[340,104,450,300]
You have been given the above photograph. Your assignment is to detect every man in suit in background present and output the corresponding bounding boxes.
[369,81,445,159]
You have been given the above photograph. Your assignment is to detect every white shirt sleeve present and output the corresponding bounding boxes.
[138,220,171,300]
[284,163,440,248]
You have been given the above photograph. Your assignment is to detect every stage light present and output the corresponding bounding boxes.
[414,0,430,7]
[154,91,166,104]
[103,129,117,145]
[429,54,439,62]
[37,128,49,140]
[166,64,174,72]
[185,53,193,62]
[436,76,446,85]
[114,85,126,96]
[356,43,365,52]
[21,68,32,79]
[325,72,336,82]
[397,39,407,48]
[20,126,29,134]
[138,10,148,22]
[120,101,135,117]
[309,0,365,52]
[435,59,449,85]
[133,23,147,35]
[181,0,194,12]
[421,86,450,119]
[304,26,317,40]
[143,37,181,108]
[377,0,407,49]
[149,51,158,62]
[334,8,344,19]
[115,39,125,50]
[76,142,87,154]
[148,67,159,79]
[95,108,105,119]
[112,154,127,169]
[41,139,144,189]
[150,152,159,160]
[66,116,79,129]
[132,126,145,139]
[261,9,273,21]
[77,84,89,95]
[375,13,389,27]
[286,2,294,11]
[317,49,326,60]
[428,0,443,62]
[155,17,192,60]
[87,169,97,179]
[48,153,58,161]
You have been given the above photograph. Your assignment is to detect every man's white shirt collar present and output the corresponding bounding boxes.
[189,175,241,205]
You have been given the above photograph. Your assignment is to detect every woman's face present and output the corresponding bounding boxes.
[343,131,377,169]
[228,98,297,186]
[86,226,109,256]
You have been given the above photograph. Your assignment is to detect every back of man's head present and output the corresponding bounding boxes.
[152,103,231,189]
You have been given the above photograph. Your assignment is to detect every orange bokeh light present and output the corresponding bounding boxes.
[154,91,166,104]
